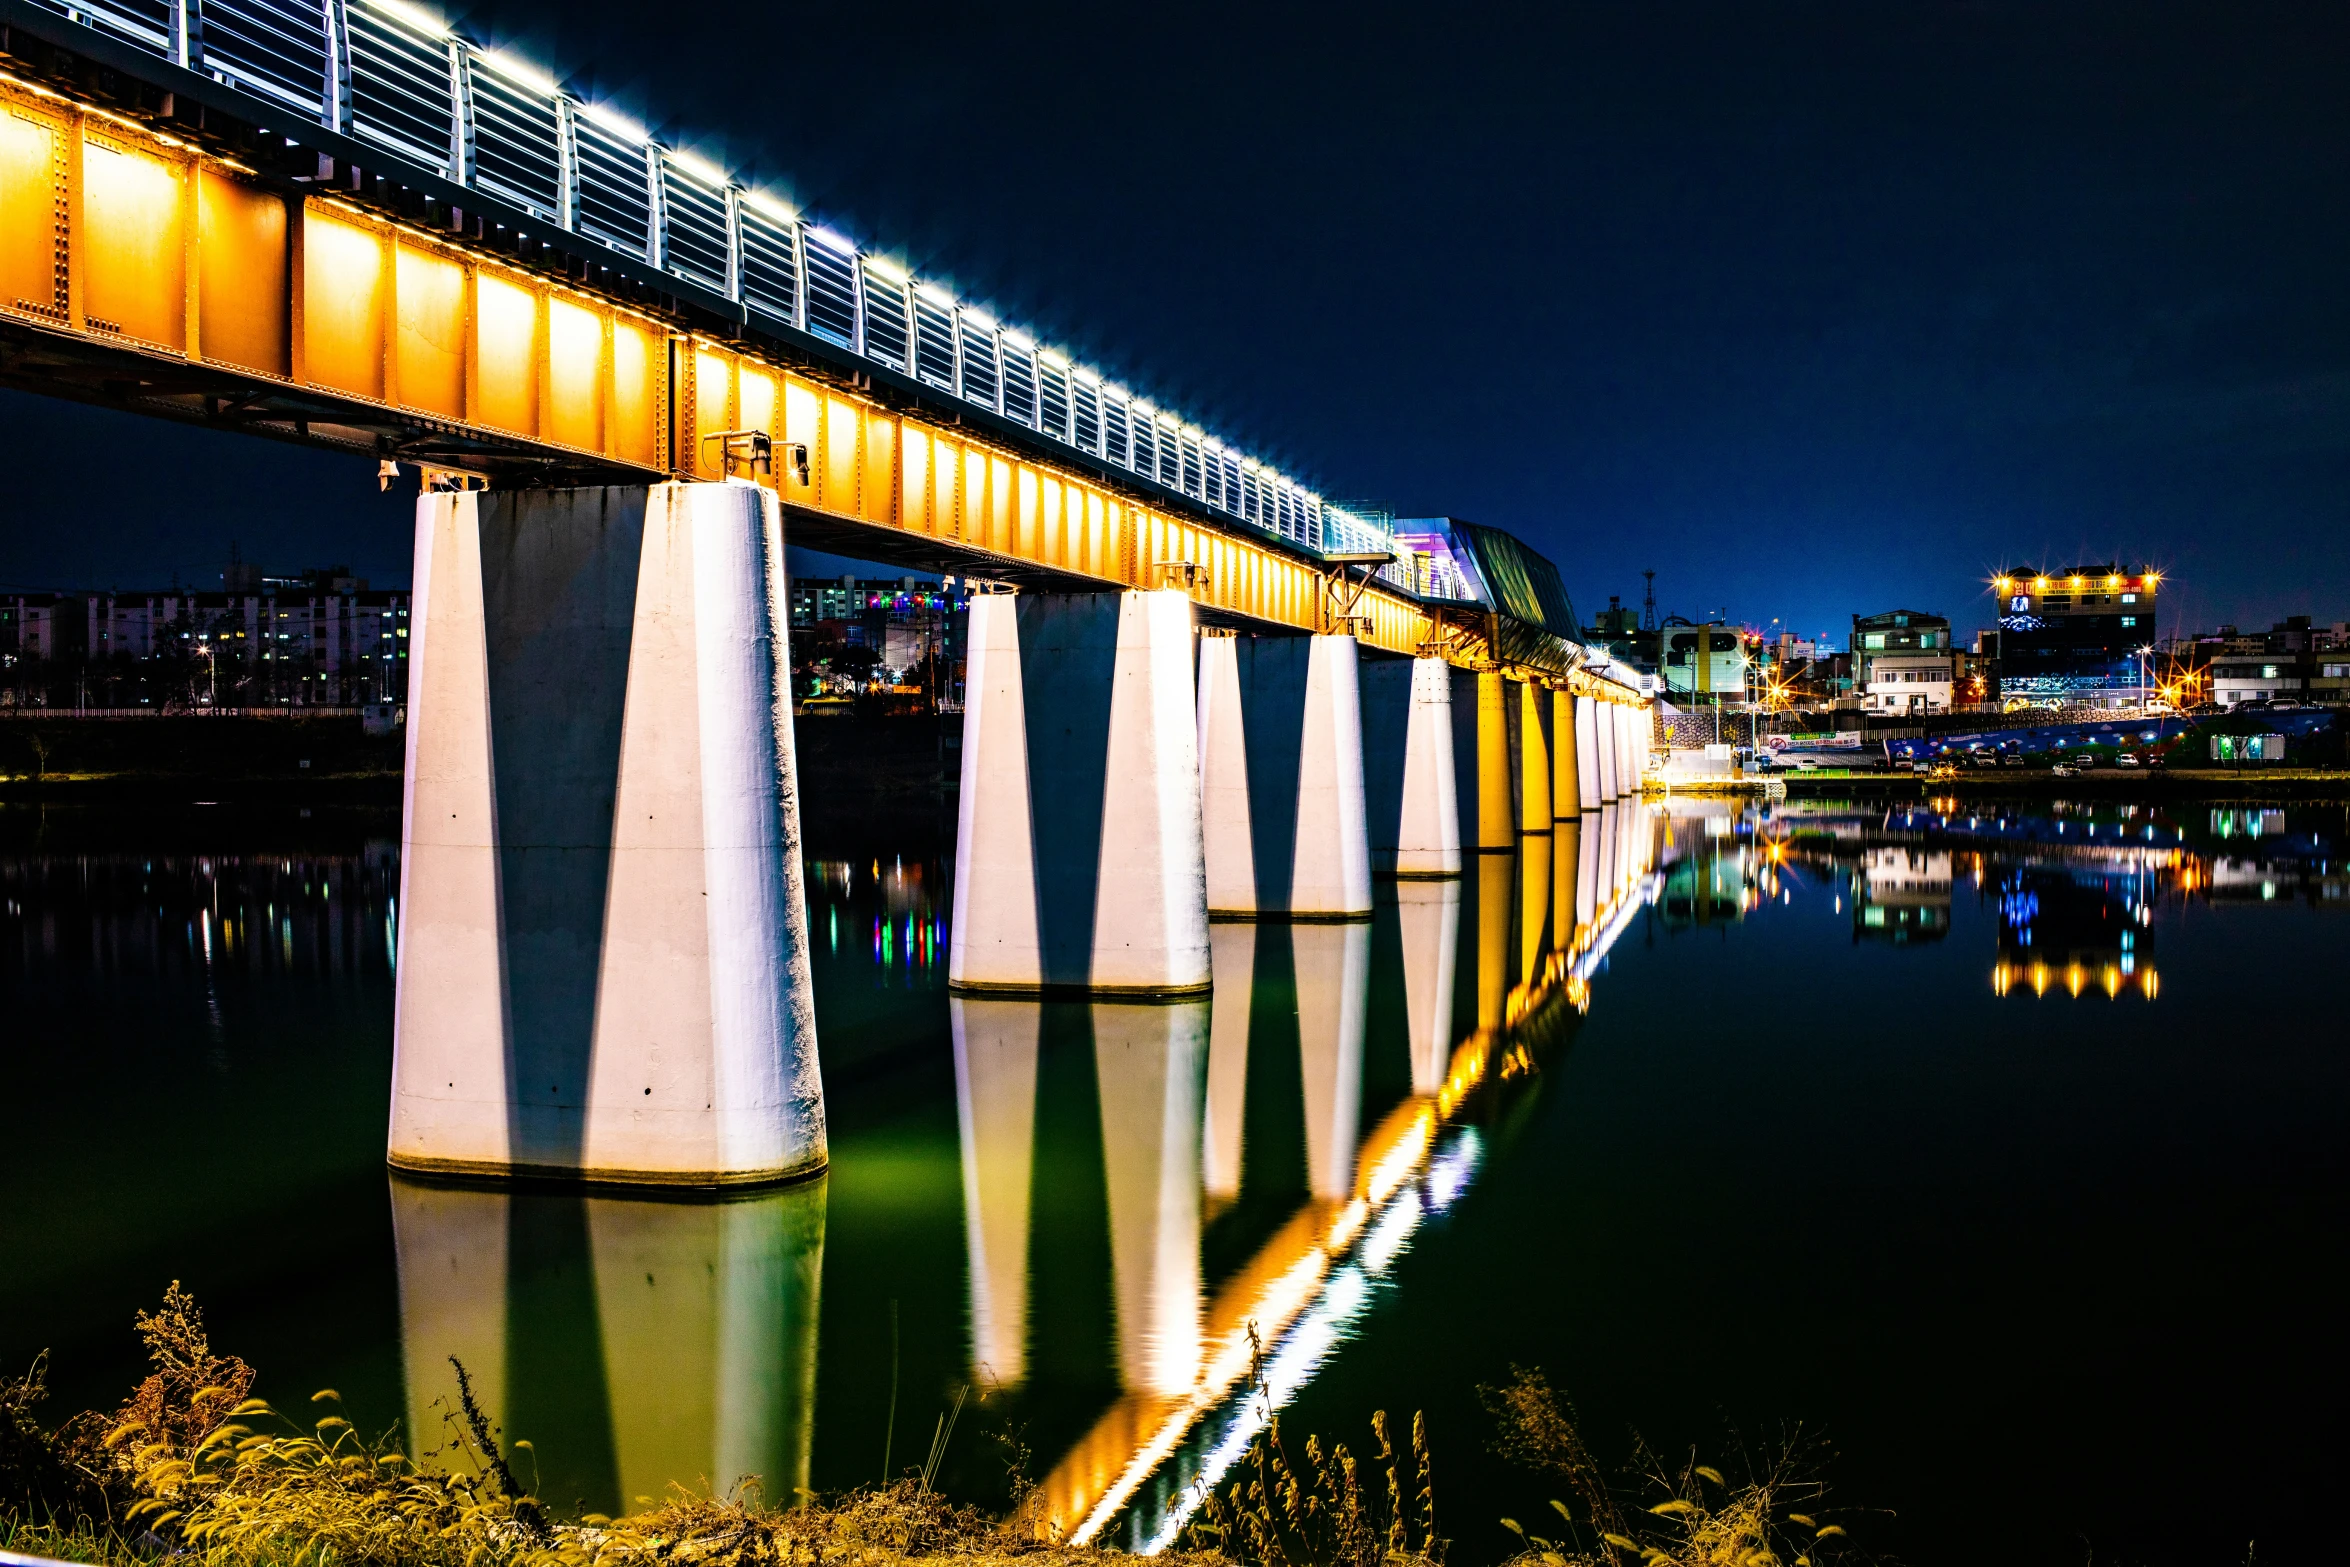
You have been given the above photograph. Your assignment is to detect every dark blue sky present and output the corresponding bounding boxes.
[5,0,2346,641]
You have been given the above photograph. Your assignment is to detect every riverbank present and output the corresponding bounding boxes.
[1775,767,2350,800]
[0,716,966,837]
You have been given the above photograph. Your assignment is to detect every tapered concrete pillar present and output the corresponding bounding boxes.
[1518,682,1552,833]
[1396,880,1462,1094]
[1627,704,1651,790]
[1597,699,1621,800]
[1475,672,1514,852]
[952,998,1042,1388]
[1575,691,1601,813]
[1202,922,1258,1200]
[1295,921,1371,1199]
[1552,690,1581,821]
[389,481,824,1187]
[393,1175,824,1515]
[1198,632,1371,917]
[1094,1001,1208,1395]
[1363,656,1461,878]
[950,590,1210,995]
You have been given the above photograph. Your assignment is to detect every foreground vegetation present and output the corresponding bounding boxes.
[3,1289,1856,1567]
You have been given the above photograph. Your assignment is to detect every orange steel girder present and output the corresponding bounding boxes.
[0,71,1480,661]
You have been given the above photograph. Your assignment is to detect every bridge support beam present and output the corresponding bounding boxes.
[1518,681,1552,832]
[1552,689,1581,821]
[949,590,1211,995]
[1360,655,1462,879]
[1575,692,1601,812]
[1597,698,1621,801]
[1197,632,1373,918]
[389,481,825,1188]
[1474,672,1514,852]
[1626,703,1651,790]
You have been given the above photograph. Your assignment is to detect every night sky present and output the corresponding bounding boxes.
[5,0,2347,642]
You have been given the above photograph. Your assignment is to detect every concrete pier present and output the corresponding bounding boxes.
[1601,699,1624,800]
[389,481,824,1188]
[1198,632,1372,918]
[1552,690,1581,821]
[1518,681,1552,833]
[950,590,1211,995]
[1575,692,1601,813]
[1475,672,1514,852]
[1362,656,1462,879]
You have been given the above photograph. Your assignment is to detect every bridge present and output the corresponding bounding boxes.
[0,0,1656,1188]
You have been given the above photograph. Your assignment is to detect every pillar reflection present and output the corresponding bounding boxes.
[1518,832,1552,985]
[392,1174,824,1517]
[1093,1001,1210,1396]
[1394,881,1462,1094]
[1475,853,1512,1031]
[1292,922,1371,1201]
[951,997,1043,1388]
[1555,817,1584,951]
[1202,924,1258,1202]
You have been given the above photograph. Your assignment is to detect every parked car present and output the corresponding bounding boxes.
[1999,752,2024,768]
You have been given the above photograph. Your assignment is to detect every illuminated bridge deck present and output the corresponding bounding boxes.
[0,0,1641,694]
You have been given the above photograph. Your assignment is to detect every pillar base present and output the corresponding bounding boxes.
[385,1149,828,1191]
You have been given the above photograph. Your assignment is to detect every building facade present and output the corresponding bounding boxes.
[1851,610,1954,713]
[1991,565,2159,706]
[0,573,410,709]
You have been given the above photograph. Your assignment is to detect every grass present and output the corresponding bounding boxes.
[6,1291,1869,1567]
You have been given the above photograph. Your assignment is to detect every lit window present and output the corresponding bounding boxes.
[2120,616,2137,628]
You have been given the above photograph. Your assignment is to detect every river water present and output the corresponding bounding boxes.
[2,792,2343,1566]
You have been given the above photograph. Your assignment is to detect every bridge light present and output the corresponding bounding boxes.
[579,101,646,143]
[1001,328,1035,352]
[916,281,955,309]
[863,253,909,285]
[668,148,727,187]
[805,225,855,256]
[363,0,450,37]
[961,306,996,332]
[474,46,557,96]
[742,188,795,223]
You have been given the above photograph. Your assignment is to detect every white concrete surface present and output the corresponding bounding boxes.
[389,482,823,1187]
[1386,656,1461,878]
[951,591,1210,995]
[1575,692,1601,812]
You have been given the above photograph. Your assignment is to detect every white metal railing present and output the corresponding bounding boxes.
[31,0,1441,581]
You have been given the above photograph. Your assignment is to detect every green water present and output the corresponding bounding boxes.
[2,795,2344,1565]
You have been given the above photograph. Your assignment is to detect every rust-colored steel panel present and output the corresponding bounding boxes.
[195,169,287,376]
[78,129,182,349]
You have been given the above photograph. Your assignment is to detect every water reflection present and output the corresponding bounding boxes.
[391,1177,826,1515]
[936,797,1663,1550]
